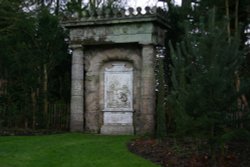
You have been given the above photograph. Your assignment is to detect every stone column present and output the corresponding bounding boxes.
[70,44,84,132]
[140,44,156,134]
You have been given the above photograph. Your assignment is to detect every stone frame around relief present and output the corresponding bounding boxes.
[103,62,133,112]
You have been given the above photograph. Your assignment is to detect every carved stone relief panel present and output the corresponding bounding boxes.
[104,63,133,112]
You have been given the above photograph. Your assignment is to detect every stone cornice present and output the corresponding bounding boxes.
[62,6,169,29]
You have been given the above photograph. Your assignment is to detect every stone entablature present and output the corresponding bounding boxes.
[63,7,168,46]
[63,6,169,135]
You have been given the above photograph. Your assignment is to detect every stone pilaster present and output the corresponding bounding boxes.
[140,44,156,134]
[70,44,84,132]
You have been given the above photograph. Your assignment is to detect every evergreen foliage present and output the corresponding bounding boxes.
[156,52,167,139]
[0,1,70,129]
[168,9,248,141]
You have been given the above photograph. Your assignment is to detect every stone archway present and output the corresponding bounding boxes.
[84,45,141,134]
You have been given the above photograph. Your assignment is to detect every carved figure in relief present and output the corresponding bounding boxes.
[107,81,130,108]
[118,92,127,102]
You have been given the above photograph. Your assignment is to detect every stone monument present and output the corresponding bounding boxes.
[63,6,168,135]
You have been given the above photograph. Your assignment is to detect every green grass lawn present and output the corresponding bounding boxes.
[0,133,158,167]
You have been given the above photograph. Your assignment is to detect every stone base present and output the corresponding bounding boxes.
[100,124,134,135]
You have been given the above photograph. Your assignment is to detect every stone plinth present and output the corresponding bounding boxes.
[100,124,134,135]
[101,111,134,135]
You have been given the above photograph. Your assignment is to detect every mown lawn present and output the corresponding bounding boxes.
[0,133,158,167]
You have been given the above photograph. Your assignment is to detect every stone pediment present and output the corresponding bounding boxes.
[62,7,169,45]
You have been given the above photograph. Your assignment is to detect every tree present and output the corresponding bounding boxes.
[168,9,248,144]
[35,8,70,127]
[156,48,167,139]
[162,0,250,132]
[0,1,70,129]
[0,0,38,128]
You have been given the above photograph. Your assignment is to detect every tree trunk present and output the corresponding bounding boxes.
[89,0,96,10]
[40,0,45,7]
[235,71,249,128]
[78,0,82,7]
[234,0,249,128]
[55,0,60,15]
[225,0,231,42]
[31,89,37,129]
[235,0,239,34]
[43,63,49,128]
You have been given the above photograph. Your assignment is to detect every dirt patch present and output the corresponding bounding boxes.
[128,138,250,167]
